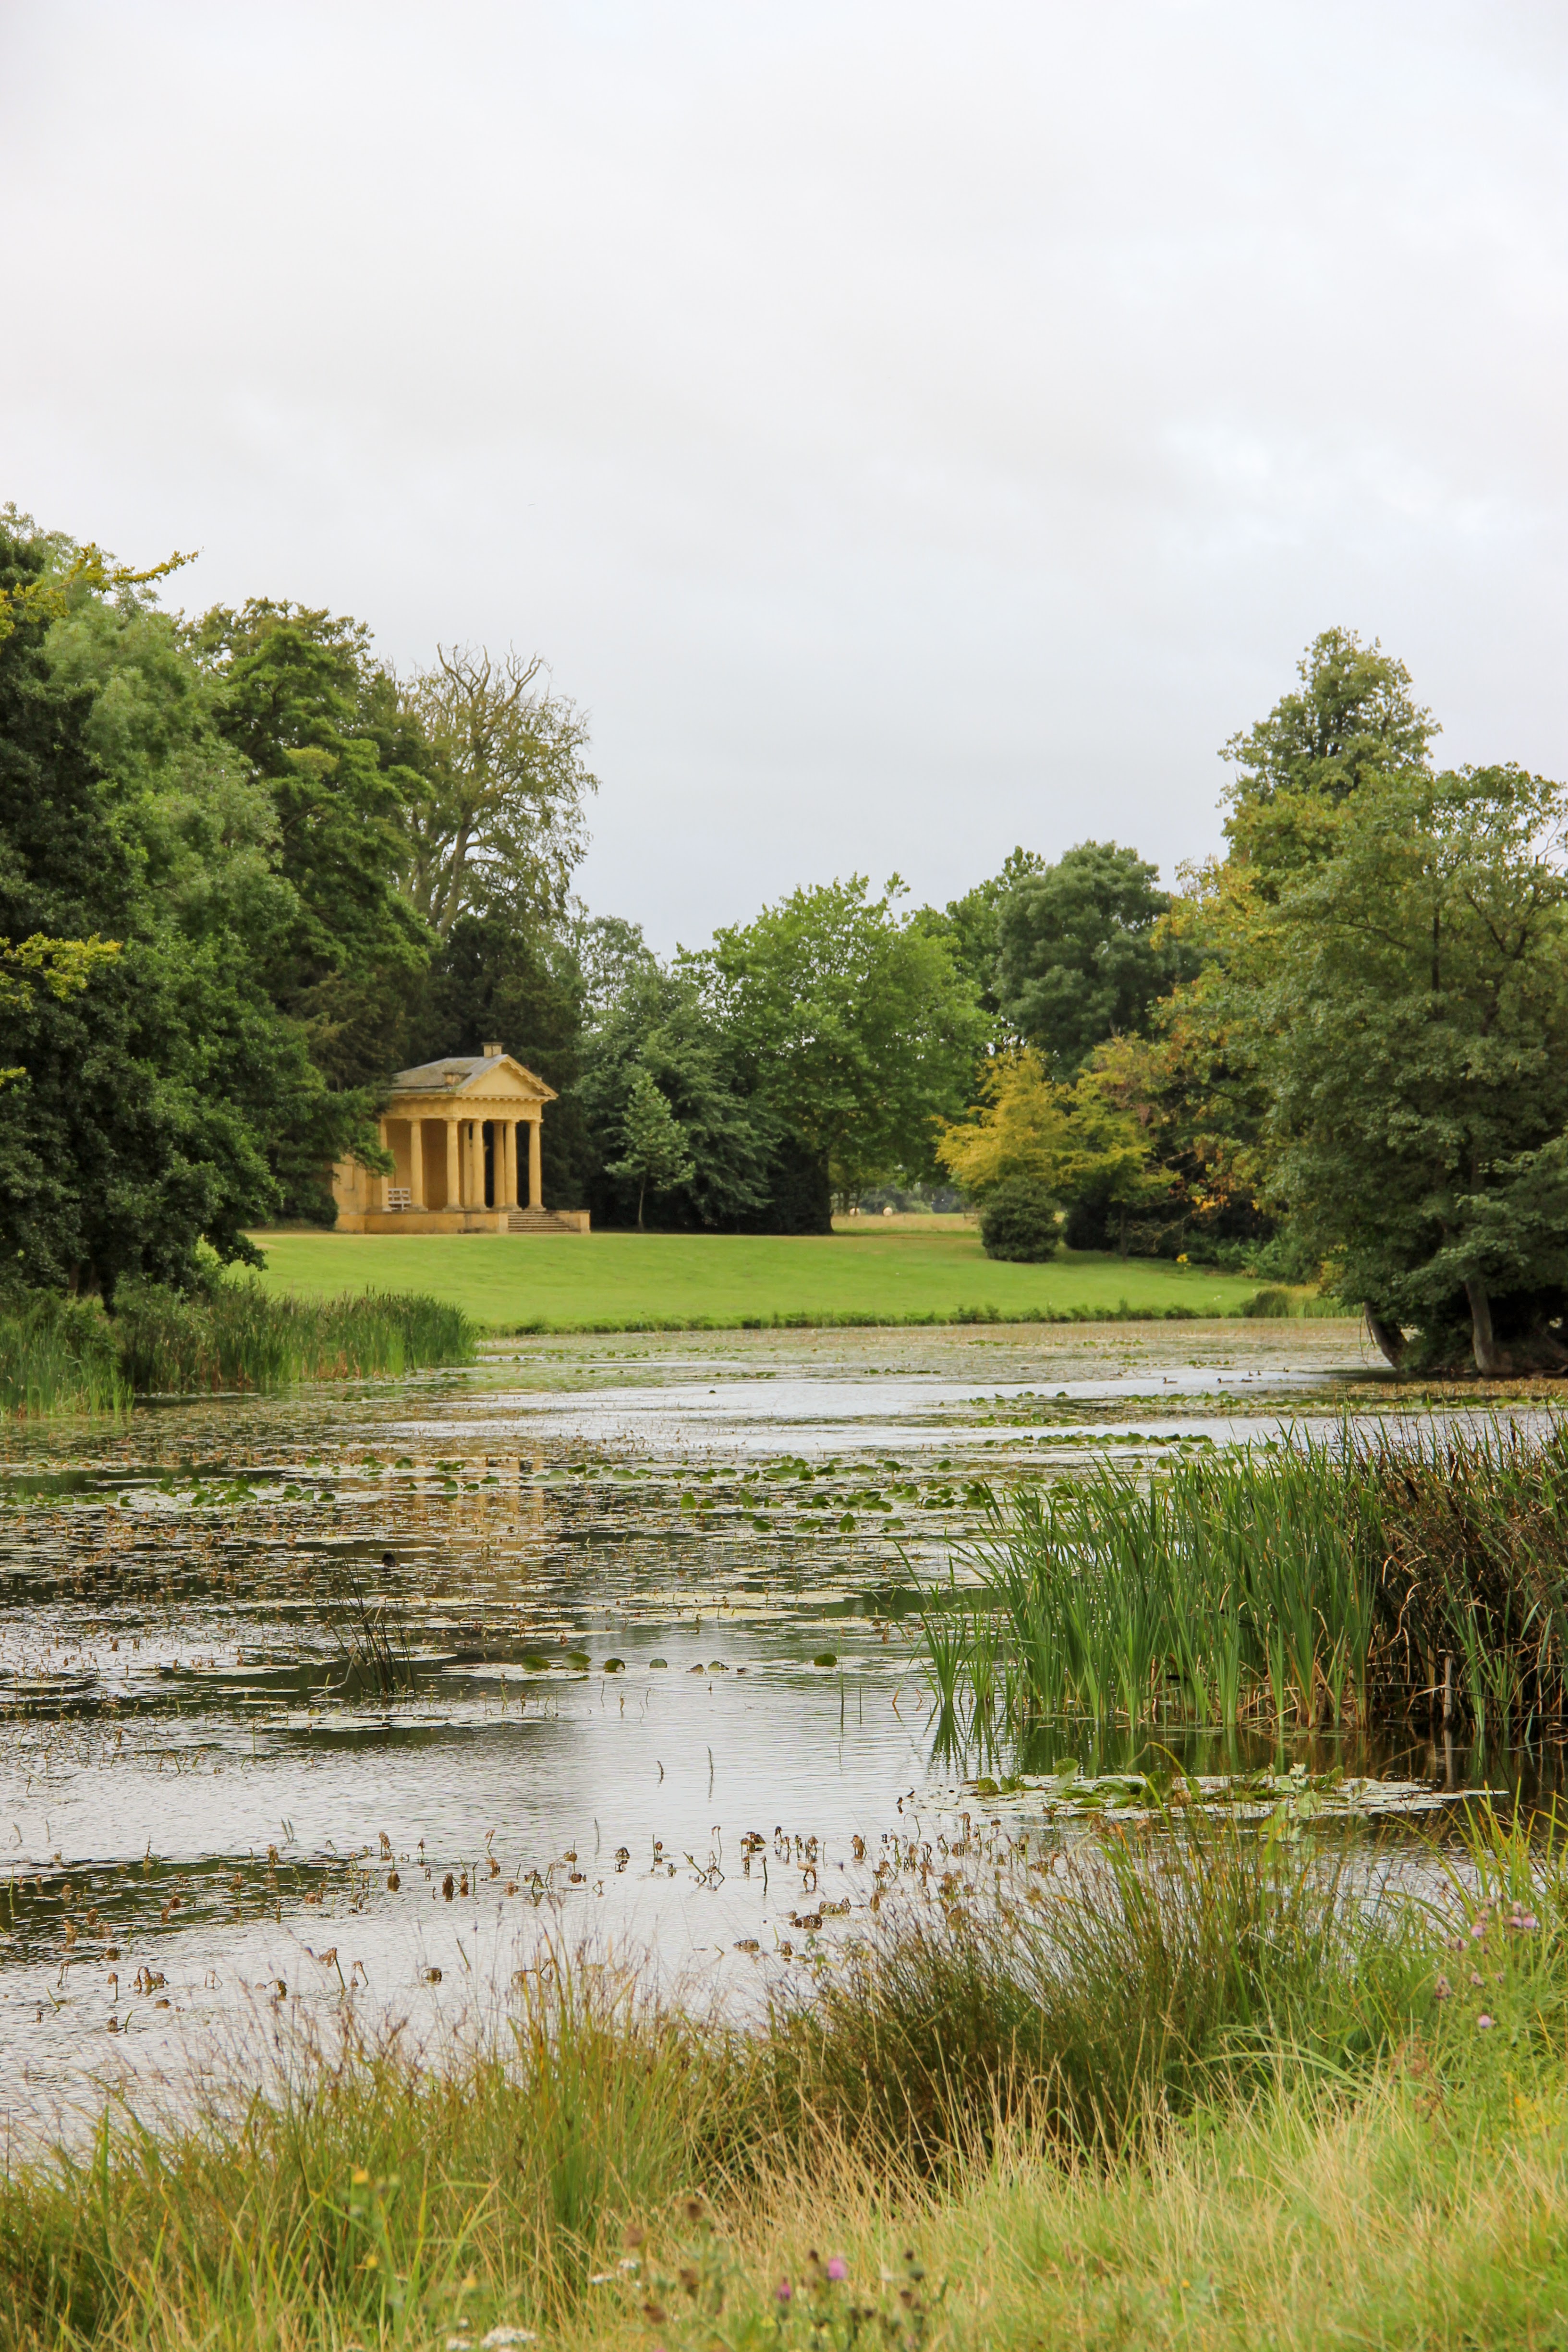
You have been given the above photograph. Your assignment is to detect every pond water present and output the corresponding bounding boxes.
[0,1317,1553,2133]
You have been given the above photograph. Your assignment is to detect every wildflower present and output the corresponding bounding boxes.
[1434,1975,1451,2000]
[776,2280,793,2304]
[1478,2013,1495,2029]
[827,2256,849,2281]
[480,2332,537,2349]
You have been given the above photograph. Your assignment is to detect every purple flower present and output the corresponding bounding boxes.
[827,2258,849,2282]
[775,2281,793,2304]
[1477,2013,1495,2029]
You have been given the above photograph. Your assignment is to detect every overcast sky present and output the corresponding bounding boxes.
[3,2,1564,951]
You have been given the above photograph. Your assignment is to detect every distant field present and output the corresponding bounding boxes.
[248,1226,1264,1332]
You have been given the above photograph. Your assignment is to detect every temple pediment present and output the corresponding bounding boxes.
[389,1051,557,1104]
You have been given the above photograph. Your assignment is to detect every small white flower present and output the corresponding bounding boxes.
[481,2331,538,2349]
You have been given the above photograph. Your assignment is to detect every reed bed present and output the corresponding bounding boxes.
[0,1813,1498,2350]
[0,1294,128,1416]
[925,1422,1568,1737]
[0,1284,473,1411]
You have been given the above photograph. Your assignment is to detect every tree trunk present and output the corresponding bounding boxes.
[1464,1277,1507,1377]
[1364,1307,1407,1369]
[636,1172,647,1232]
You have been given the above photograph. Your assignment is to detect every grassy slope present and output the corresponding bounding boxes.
[247,1227,1261,1331]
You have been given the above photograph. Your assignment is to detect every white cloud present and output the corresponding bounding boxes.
[3,0,1564,948]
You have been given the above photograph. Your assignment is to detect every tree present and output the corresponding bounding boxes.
[0,518,356,1291]
[994,841,1190,1073]
[935,1045,1170,1248]
[608,1067,695,1230]
[1248,763,1568,1373]
[699,875,989,1207]
[577,964,773,1232]
[912,846,1045,1035]
[190,598,431,1093]
[405,905,592,1209]
[396,645,596,936]
[1220,625,1438,891]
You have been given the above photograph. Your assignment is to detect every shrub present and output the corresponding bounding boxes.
[979,1180,1059,1263]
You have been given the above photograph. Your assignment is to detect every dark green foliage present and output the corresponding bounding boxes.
[190,598,431,1093]
[979,1178,1060,1262]
[578,966,775,1231]
[408,908,592,1207]
[995,840,1188,1073]
[913,845,1045,1033]
[0,516,346,1287]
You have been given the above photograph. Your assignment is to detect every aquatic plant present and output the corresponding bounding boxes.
[0,1292,128,1416]
[0,1280,474,1411]
[929,1423,1568,1736]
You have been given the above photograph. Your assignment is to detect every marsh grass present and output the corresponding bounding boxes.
[0,1284,473,1412]
[0,1294,128,1417]
[938,1422,1568,1737]
[0,1811,1556,2350]
[114,1282,473,1394]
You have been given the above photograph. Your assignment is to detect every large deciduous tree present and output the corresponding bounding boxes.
[699,875,988,1209]
[0,518,374,1292]
[995,840,1190,1073]
[396,645,596,937]
[1253,764,1568,1372]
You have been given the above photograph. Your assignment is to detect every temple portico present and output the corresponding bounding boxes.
[330,1042,589,1234]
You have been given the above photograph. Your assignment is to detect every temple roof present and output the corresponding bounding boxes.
[389,1052,556,1101]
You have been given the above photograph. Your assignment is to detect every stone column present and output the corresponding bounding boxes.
[528,1115,542,1210]
[461,1120,474,1207]
[501,1119,518,1209]
[445,1117,460,1213]
[376,1119,389,1210]
[409,1119,426,1208]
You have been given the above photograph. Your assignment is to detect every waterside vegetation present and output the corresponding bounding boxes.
[923,1423,1568,1738]
[0,1808,1562,2349]
[0,1284,472,1415]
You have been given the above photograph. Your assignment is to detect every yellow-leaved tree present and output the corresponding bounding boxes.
[936,1046,1171,1251]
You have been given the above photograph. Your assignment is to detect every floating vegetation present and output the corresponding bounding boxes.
[923,1423,1568,1737]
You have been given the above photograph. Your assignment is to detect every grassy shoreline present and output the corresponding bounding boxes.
[249,1230,1268,1334]
[0,1810,1558,2348]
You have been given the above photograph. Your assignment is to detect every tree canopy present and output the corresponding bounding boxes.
[994,840,1187,1073]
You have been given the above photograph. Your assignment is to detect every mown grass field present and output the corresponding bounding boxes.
[248,1226,1263,1331]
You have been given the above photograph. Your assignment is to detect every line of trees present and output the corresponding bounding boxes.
[3,507,1565,1373]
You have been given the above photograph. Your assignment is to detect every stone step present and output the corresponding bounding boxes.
[505,1208,585,1235]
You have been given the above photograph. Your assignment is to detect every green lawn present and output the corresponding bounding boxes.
[248,1226,1263,1332]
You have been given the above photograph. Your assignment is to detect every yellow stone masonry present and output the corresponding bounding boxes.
[330,1043,589,1234]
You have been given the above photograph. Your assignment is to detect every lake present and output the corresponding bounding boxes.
[0,1316,1543,2135]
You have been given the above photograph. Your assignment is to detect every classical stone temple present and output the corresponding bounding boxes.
[330,1043,589,1234]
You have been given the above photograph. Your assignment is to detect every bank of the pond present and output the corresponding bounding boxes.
[249,1228,1265,1332]
[0,1285,473,1413]
[0,1810,1558,2350]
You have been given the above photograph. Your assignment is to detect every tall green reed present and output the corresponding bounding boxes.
[929,1424,1568,1738]
[0,1281,474,1414]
